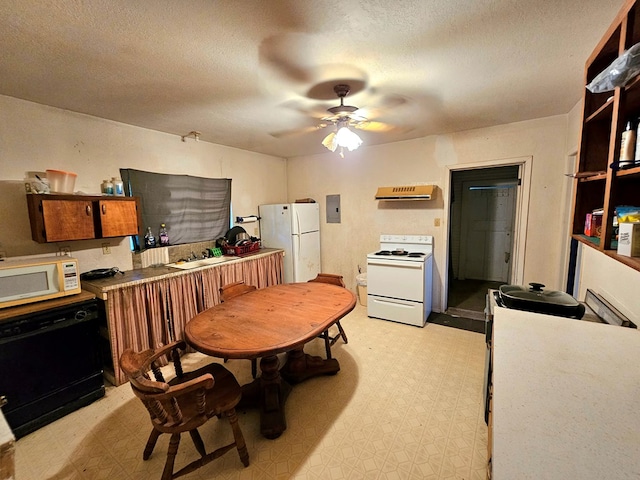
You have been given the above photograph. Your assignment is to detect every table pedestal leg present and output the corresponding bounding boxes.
[280,347,340,385]
[238,348,340,439]
[239,355,291,439]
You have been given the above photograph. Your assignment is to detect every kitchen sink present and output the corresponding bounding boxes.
[166,256,231,270]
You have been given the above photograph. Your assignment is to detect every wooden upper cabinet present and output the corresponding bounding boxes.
[41,198,95,241]
[97,199,138,237]
[26,194,140,243]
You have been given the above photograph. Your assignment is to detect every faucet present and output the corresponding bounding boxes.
[189,251,198,261]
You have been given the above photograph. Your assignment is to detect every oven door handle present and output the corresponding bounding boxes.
[371,297,416,307]
[367,259,423,268]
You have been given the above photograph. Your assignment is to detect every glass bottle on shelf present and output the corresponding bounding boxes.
[112,177,124,196]
[101,179,114,195]
[619,120,636,168]
[159,223,169,246]
[144,227,156,249]
[635,117,640,166]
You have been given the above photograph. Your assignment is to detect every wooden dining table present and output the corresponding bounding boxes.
[184,282,356,439]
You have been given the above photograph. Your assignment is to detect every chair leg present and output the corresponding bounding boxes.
[331,321,348,345]
[251,359,257,379]
[323,330,332,359]
[143,428,162,460]
[225,408,249,467]
[162,433,181,480]
[189,428,207,457]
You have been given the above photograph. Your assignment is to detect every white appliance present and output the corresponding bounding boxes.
[259,203,321,283]
[366,235,433,327]
[0,256,81,309]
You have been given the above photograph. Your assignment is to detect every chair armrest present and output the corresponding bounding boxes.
[157,373,215,401]
[145,340,187,365]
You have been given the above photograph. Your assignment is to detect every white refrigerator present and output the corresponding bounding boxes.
[259,203,321,283]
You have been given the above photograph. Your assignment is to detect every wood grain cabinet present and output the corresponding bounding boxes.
[26,194,140,243]
[572,0,640,272]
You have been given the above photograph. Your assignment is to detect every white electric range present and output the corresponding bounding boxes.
[366,235,433,327]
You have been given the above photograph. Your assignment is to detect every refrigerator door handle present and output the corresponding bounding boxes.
[293,210,299,235]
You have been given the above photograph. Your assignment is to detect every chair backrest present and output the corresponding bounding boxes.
[308,273,346,288]
[120,342,212,433]
[220,281,257,302]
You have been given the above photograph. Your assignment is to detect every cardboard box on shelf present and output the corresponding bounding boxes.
[584,213,603,237]
[617,222,640,257]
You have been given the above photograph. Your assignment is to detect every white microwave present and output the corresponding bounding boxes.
[0,256,81,309]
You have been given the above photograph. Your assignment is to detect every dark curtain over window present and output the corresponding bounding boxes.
[120,168,231,249]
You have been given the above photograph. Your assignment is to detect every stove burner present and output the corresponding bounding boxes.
[391,250,409,256]
[375,250,392,255]
[408,252,425,257]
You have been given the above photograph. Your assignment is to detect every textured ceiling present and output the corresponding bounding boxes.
[0,0,626,158]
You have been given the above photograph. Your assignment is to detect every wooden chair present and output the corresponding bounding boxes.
[308,273,349,359]
[220,281,258,378]
[220,281,257,302]
[120,341,249,480]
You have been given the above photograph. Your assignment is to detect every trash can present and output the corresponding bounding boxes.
[356,273,367,307]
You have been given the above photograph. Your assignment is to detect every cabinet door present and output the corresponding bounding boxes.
[98,199,138,237]
[41,199,95,241]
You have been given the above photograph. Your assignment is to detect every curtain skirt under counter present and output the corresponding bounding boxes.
[106,251,284,386]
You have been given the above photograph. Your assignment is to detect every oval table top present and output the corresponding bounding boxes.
[185,282,356,360]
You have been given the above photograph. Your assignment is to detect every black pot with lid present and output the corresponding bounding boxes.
[224,226,248,244]
[497,282,586,319]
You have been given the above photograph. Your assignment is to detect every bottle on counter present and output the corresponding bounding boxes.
[159,223,170,246]
[619,120,636,168]
[144,227,156,248]
[112,177,124,196]
[101,179,114,195]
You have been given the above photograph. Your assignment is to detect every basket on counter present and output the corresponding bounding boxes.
[223,241,260,256]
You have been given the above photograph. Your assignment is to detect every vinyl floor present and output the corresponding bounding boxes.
[14,303,488,480]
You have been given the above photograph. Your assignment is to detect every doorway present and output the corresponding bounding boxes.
[447,165,520,320]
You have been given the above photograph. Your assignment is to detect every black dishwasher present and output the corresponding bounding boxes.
[0,296,104,438]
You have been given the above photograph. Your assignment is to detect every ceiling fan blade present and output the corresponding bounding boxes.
[269,124,327,139]
[353,121,400,133]
[350,93,409,120]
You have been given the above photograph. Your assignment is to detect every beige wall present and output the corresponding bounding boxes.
[0,95,287,272]
[3,93,635,317]
[288,115,573,311]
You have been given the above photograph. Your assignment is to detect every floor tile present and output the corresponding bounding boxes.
[13,304,488,479]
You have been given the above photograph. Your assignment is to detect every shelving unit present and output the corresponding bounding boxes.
[572,0,640,272]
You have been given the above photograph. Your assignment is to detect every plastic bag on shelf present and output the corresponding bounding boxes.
[586,42,640,93]
[616,205,640,223]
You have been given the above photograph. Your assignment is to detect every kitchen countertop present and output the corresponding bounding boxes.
[81,248,283,297]
[492,307,640,479]
[0,290,96,323]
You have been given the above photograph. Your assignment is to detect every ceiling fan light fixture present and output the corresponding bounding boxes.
[335,125,363,151]
[321,131,338,152]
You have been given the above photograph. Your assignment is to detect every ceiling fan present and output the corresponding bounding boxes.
[270,83,401,149]
[322,84,366,123]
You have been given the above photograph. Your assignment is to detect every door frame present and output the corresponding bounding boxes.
[441,156,532,311]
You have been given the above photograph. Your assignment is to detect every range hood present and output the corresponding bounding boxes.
[375,185,435,200]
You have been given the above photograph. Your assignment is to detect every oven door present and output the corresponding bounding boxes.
[367,257,425,301]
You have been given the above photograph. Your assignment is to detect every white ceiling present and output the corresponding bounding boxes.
[0,0,626,158]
